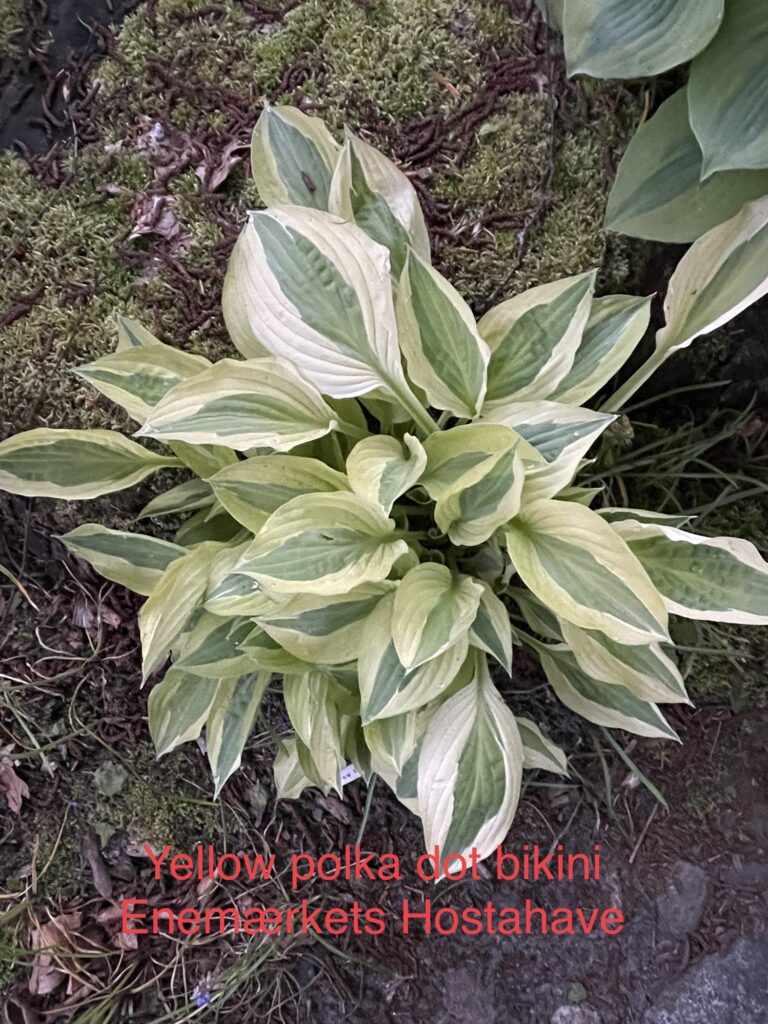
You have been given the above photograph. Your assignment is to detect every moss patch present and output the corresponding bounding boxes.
[0,0,23,58]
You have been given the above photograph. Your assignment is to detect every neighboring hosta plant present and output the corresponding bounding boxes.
[2,106,768,863]
[541,0,768,243]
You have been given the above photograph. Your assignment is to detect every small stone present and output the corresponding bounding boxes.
[656,861,708,940]
[724,859,768,890]
[568,982,588,1003]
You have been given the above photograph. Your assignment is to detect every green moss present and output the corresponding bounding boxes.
[0,0,23,58]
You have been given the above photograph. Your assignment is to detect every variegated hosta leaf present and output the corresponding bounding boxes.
[437,446,524,547]
[417,653,523,862]
[207,673,271,796]
[250,102,340,210]
[597,507,694,528]
[606,89,768,244]
[478,271,595,408]
[209,455,349,534]
[516,717,568,775]
[74,346,211,424]
[536,642,678,741]
[139,541,221,680]
[392,563,483,669]
[224,206,416,407]
[655,196,768,358]
[365,707,432,813]
[115,315,163,351]
[559,620,689,705]
[235,492,409,595]
[241,625,314,674]
[504,499,669,645]
[329,130,430,276]
[563,0,724,78]
[509,587,563,642]
[139,479,214,520]
[552,296,652,404]
[469,582,513,675]
[688,0,768,176]
[283,670,348,793]
[612,521,768,625]
[137,357,338,453]
[421,423,528,545]
[174,508,244,548]
[396,249,490,417]
[346,434,426,514]
[167,440,237,479]
[256,583,392,665]
[58,524,186,597]
[0,429,178,500]
[359,594,469,723]
[174,613,260,677]
[273,736,315,800]
[204,573,284,619]
[148,669,218,757]
[483,400,614,502]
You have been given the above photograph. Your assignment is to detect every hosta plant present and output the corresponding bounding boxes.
[2,105,768,864]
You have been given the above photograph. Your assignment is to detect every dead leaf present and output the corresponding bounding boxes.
[129,195,186,245]
[82,833,113,899]
[195,139,247,192]
[0,758,29,814]
[29,912,82,997]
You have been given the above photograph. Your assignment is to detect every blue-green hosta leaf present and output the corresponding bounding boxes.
[612,520,768,625]
[535,642,678,741]
[139,541,222,680]
[139,479,214,520]
[207,672,271,796]
[256,582,393,665]
[606,89,768,244]
[563,0,724,78]
[469,582,513,675]
[58,524,186,597]
[396,249,490,417]
[223,206,415,405]
[0,429,178,499]
[346,434,426,514]
[137,357,338,453]
[483,400,614,501]
[655,197,768,358]
[234,492,409,596]
[688,0,768,176]
[515,717,568,775]
[417,652,523,862]
[559,620,689,705]
[504,499,669,645]
[552,295,652,403]
[174,613,261,677]
[283,669,348,794]
[174,508,244,548]
[273,736,315,800]
[359,593,470,724]
[209,455,349,534]
[478,272,595,408]
[329,130,430,276]
[74,346,211,424]
[148,669,218,757]
[392,563,483,669]
[250,103,340,210]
